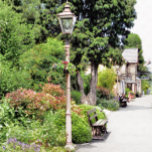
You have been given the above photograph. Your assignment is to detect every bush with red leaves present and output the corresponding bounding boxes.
[5,83,66,116]
[96,86,110,99]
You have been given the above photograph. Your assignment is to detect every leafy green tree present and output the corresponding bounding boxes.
[125,33,142,49]
[0,1,34,66]
[98,68,116,92]
[0,57,32,97]
[6,0,62,43]
[125,33,149,77]
[19,38,65,90]
[70,0,136,105]
[141,80,150,94]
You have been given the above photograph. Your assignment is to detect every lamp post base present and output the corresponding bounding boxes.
[65,143,75,152]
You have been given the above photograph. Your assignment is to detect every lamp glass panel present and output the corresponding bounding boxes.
[61,18,73,33]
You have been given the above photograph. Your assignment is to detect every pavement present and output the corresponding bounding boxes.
[76,95,152,152]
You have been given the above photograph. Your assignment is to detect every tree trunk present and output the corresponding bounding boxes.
[77,71,89,104]
[87,63,98,105]
[77,63,98,105]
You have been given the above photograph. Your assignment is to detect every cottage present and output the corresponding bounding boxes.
[117,48,142,96]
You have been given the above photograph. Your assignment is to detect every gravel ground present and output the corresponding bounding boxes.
[76,95,152,152]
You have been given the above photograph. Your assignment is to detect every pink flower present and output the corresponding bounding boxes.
[62,61,69,65]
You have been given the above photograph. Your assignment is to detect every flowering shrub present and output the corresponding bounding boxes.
[71,103,82,116]
[6,89,36,109]
[42,83,64,97]
[1,138,41,152]
[97,86,110,99]
[42,83,66,110]
[5,83,66,116]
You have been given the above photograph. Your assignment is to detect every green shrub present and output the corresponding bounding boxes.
[50,109,92,144]
[142,80,150,94]
[9,121,42,144]
[96,86,110,99]
[78,104,106,122]
[98,68,116,92]
[0,101,15,144]
[125,88,131,97]
[50,147,66,152]
[42,111,66,146]
[98,99,119,111]
[81,73,91,94]
[0,99,35,145]
[0,61,32,97]
[5,84,66,117]
[48,70,65,89]
[8,113,66,148]
[19,38,65,90]
[72,112,92,144]
[71,90,81,104]
[0,139,41,152]
[0,2,34,66]
[0,100,15,125]
[0,101,66,150]
[0,138,66,152]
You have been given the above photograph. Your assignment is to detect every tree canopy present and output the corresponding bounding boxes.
[19,38,65,90]
[0,1,34,66]
[7,0,62,43]
[98,68,116,92]
[70,0,136,104]
[125,33,149,77]
[71,0,136,65]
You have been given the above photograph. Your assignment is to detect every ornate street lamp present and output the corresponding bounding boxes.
[57,2,76,34]
[57,1,76,151]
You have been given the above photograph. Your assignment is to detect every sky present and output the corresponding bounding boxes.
[131,0,152,70]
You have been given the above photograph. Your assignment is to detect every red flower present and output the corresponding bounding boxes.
[62,61,69,65]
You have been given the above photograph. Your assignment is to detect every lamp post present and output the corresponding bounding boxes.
[57,2,76,151]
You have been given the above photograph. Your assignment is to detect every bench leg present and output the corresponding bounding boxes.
[92,126,108,140]
[100,125,108,134]
[92,127,101,136]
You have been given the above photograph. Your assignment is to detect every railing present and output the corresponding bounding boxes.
[118,73,135,82]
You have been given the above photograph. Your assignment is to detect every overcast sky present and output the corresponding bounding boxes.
[132,0,152,69]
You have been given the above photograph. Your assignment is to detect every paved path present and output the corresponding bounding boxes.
[76,95,152,152]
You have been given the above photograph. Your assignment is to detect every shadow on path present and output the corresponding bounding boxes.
[76,132,111,151]
[120,104,152,112]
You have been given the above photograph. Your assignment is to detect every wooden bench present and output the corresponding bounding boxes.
[87,108,108,140]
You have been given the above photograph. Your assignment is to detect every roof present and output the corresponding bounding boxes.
[122,48,138,63]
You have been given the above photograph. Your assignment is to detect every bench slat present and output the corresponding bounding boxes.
[90,114,98,120]
[87,108,108,138]
[93,119,108,127]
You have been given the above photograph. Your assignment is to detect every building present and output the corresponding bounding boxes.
[117,48,142,96]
